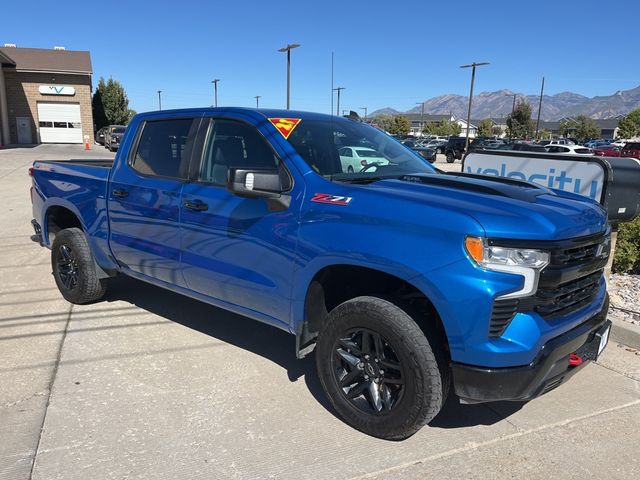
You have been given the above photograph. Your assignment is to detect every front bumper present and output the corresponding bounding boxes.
[451,295,610,403]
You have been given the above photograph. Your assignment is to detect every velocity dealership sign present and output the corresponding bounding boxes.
[463,151,606,202]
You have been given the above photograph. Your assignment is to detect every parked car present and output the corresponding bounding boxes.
[412,146,437,163]
[593,145,622,157]
[401,140,437,163]
[30,107,611,440]
[621,142,640,159]
[425,139,447,154]
[444,137,468,163]
[497,143,548,152]
[95,126,108,146]
[468,139,502,152]
[584,140,611,149]
[548,139,575,146]
[339,146,387,172]
[104,125,126,152]
[546,145,593,155]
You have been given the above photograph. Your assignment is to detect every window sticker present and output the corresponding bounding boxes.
[268,118,301,139]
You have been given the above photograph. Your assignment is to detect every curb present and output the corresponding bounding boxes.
[609,315,640,350]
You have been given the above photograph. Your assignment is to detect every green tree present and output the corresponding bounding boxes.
[506,100,534,139]
[558,119,572,138]
[423,119,461,136]
[372,114,393,133]
[617,109,640,139]
[92,76,134,130]
[477,118,493,137]
[537,128,551,140]
[573,115,600,142]
[388,115,411,136]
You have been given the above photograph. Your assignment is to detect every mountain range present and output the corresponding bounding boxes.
[370,85,640,121]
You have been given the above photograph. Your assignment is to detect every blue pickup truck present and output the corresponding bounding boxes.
[30,108,612,439]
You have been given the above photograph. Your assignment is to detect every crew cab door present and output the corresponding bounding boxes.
[179,117,301,327]
[108,117,200,286]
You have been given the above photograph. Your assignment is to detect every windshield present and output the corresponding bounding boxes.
[113,127,126,134]
[286,118,436,181]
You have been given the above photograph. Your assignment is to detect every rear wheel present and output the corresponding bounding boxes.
[51,228,107,304]
[347,166,354,173]
[315,296,446,440]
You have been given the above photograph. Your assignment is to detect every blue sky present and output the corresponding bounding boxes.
[3,0,638,114]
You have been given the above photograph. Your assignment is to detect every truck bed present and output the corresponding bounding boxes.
[38,158,114,168]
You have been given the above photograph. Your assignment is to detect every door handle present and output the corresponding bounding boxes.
[184,199,208,212]
[112,188,129,198]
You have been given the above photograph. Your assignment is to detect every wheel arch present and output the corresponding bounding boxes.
[295,263,451,360]
[44,202,85,245]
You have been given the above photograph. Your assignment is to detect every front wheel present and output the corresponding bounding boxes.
[446,151,455,163]
[51,228,107,304]
[315,296,446,440]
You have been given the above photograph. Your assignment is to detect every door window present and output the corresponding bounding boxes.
[131,118,199,179]
[200,119,281,186]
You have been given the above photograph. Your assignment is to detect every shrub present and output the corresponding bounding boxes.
[613,217,640,274]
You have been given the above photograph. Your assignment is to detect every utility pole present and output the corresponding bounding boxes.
[211,79,220,107]
[535,76,545,139]
[416,102,425,136]
[254,95,261,108]
[360,107,368,121]
[157,90,162,110]
[333,87,345,116]
[278,43,301,109]
[504,93,517,116]
[331,52,334,116]
[461,62,490,152]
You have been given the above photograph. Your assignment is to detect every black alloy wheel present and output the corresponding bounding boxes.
[51,228,107,304]
[315,296,447,440]
[56,244,79,290]
[333,328,405,414]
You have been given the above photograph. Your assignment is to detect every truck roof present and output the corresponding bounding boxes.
[134,107,341,122]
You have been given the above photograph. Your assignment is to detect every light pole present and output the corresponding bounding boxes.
[416,101,425,136]
[535,77,545,139]
[504,93,517,116]
[157,90,162,110]
[461,62,490,152]
[278,43,301,109]
[360,107,368,121]
[254,95,261,108]
[333,87,345,116]
[211,79,220,107]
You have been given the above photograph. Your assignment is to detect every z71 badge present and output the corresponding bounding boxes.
[310,193,353,206]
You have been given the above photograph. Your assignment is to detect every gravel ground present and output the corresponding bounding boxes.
[609,273,640,326]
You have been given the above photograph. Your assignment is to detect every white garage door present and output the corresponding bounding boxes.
[37,103,83,143]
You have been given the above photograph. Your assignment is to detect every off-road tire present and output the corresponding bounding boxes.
[446,151,455,163]
[51,228,107,304]
[315,296,446,440]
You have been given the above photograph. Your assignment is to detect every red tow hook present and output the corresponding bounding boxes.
[568,353,583,366]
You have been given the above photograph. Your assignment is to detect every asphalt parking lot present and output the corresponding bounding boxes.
[1,145,639,480]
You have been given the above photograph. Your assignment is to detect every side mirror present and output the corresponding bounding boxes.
[227,167,285,199]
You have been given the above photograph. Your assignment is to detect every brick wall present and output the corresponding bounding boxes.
[3,71,93,144]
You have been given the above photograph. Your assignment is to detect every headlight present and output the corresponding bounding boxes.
[465,236,549,299]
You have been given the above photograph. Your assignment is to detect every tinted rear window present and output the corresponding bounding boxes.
[131,118,199,179]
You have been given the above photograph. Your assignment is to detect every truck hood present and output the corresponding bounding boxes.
[371,173,607,240]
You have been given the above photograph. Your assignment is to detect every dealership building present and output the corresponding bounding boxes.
[0,45,94,147]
